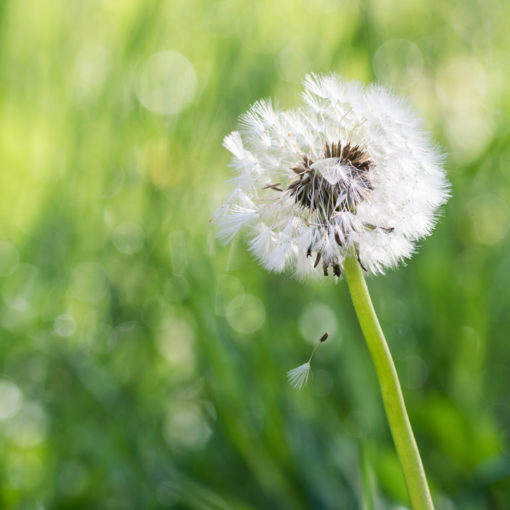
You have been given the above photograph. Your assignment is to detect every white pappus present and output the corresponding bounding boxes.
[215,73,449,278]
[287,332,328,390]
[287,362,311,391]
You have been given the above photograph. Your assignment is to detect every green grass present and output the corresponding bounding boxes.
[0,0,510,508]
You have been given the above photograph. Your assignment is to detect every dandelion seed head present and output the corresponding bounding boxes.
[216,73,450,277]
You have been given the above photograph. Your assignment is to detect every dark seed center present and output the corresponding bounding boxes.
[288,142,373,224]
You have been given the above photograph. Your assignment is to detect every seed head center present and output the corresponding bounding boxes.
[288,142,373,224]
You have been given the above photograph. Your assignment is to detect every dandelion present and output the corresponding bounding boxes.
[216,73,449,277]
[287,332,328,390]
[216,73,449,510]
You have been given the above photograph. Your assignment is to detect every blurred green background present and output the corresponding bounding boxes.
[0,0,509,508]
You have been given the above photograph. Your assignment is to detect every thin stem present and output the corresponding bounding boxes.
[343,256,434,510]
[307,343,320,363]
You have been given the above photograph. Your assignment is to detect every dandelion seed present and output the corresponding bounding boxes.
[287,362,311,390]
[215,73,449,277]
[287,332,329,390]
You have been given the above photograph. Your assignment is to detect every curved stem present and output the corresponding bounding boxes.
[343,256,434,510]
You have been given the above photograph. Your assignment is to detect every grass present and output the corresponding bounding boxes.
[0,0,509,508]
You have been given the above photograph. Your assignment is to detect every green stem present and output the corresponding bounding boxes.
[343,256,434,510]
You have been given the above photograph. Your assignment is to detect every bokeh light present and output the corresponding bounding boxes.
[135,50,197,115]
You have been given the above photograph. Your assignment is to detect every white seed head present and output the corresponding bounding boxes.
[287,362,311,390]
[216,73,450,277]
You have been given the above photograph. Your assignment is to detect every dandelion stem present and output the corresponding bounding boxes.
[343,256,434,510]
[307,344,320,363]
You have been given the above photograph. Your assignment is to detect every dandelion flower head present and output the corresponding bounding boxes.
[216,73,449,277]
